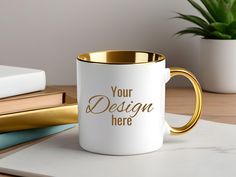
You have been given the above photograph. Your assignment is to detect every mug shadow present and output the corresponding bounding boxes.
[163,137,186,144]
[45,128,186,157]
[44,128,119,157]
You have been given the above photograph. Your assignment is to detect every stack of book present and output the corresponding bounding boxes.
[0,65,78,150]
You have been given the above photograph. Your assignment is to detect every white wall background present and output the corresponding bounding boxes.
[0,0,201,86]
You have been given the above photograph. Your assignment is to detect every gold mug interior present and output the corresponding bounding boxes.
[77,50,166,64]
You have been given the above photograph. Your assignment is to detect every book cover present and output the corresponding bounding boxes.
[0,87,65,115]
[0,97,78,132]
[0,65,46,99]
[0,124,76,150]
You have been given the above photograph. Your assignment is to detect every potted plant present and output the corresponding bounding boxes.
[175,0,236,93]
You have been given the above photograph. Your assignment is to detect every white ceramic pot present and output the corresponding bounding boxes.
[200,39,236,93]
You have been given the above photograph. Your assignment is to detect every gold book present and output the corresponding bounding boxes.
[0,97,78,132]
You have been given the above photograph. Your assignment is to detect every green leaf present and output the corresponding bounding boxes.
[231,33,236,39]
[227,21,236,35]
[211,31,232,39]
[218,0,234,23]
[210,22,228,33]
[200,0,219,21]
[176,13,210,30]
[187,0,215,23]
[176,27,210,37]
[231,1,236,20]
[228,21,236,27]
[201,0,234,23]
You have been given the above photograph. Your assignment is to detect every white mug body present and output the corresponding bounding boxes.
[77,60,169,155]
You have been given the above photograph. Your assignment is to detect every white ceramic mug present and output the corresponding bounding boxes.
[77,51,202,155]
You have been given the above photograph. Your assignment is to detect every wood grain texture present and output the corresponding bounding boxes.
[165,88,236,124]
[1,86,236,177]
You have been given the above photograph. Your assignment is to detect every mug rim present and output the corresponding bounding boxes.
[77,50,166,65]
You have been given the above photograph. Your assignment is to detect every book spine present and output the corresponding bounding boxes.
[0,124,76,150]
[0,70,46,99]
[0,104,78,132]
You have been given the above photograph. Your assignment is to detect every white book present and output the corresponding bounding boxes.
[0,65,46,98]
[0,113,235,177]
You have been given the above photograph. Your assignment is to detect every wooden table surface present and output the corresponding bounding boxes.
[1,86,236,176]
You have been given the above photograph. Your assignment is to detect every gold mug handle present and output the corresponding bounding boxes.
[168,67,203,135]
